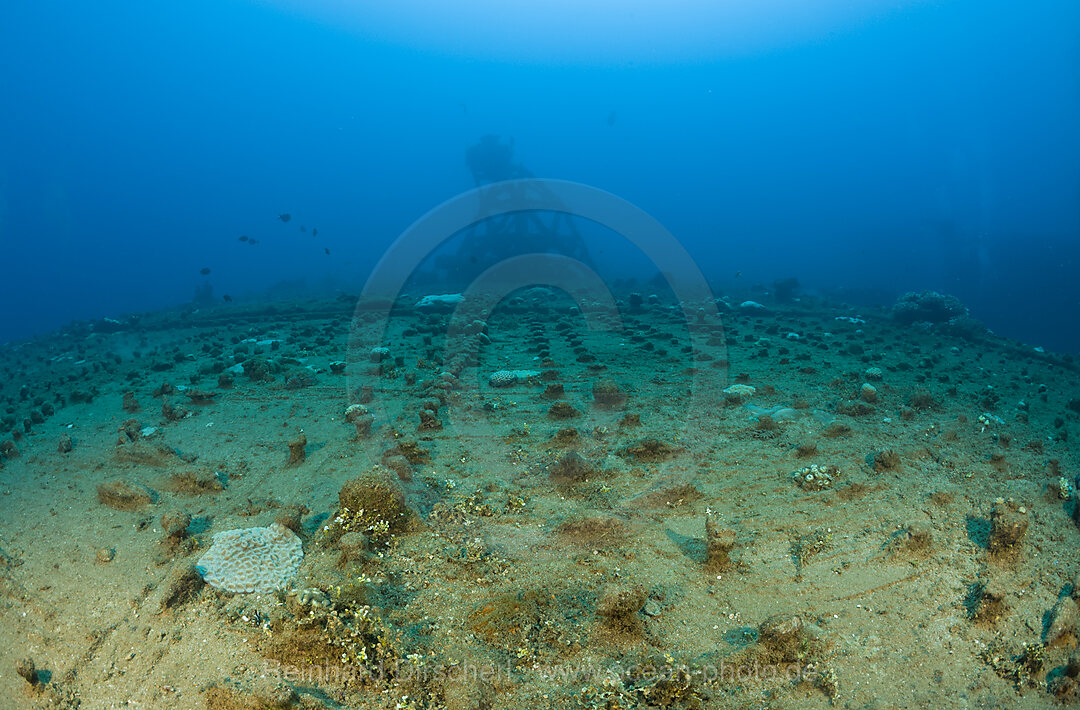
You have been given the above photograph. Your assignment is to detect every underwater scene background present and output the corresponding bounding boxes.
[1,1,1079,709]
[2,0,1078,352]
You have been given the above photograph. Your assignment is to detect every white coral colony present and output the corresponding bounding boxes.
[195,522,303,593]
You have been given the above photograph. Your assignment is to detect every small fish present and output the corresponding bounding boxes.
[248,238,258,245]
[223,294,233,303]
[238,235,248,242]
[324,247,330,255]
[607,110,617,127]
[300,225,306,233]
[312,228,317,237]
[735,271,742,278]
[279,213,291,223]
[200,267,211,275]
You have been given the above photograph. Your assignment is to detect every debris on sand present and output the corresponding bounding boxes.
[97,479,158,510]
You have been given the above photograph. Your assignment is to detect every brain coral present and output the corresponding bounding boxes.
[195,522,303,593]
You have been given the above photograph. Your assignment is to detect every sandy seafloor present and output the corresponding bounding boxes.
[1,289,1079,710]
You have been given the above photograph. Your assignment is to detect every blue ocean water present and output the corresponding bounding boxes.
[1,0,1077,351]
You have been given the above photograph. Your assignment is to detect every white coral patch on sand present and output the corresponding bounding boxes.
[489,369,541,387]
[415,293,464,309]
[195,522,303,594]
[723,384,756,401]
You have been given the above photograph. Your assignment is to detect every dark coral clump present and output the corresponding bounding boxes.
[1050,653,1080,702]
[333,470,410,542]
[988,499,1028,561]
[550,451,596,484]
[704,512,737,572]
[547,401,581,420]
[891,291,968,325]
[597,584,647,635]
[591,379,626,408]
[620,438,680,463]
[872,449,902,472]
[891,291,986,340]
[287,434,307,465]
[97,479,158,510]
